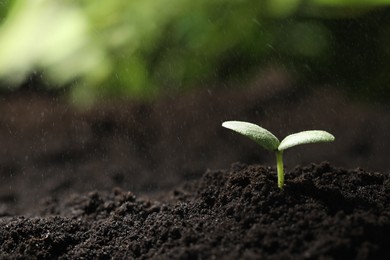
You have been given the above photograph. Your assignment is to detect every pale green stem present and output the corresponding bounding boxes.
[276,151,284,189]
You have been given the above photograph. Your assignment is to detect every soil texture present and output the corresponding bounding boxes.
[1,163,390,259]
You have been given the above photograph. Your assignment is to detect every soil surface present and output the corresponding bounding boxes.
[2,162,390,259]
[1,69,390,259]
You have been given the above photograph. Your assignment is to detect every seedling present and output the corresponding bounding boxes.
[222,121,335,189]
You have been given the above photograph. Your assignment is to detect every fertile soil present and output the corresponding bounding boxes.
[2,162,390,259]
[1,69,390,259]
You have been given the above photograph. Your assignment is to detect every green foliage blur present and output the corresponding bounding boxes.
[0,0,390,103]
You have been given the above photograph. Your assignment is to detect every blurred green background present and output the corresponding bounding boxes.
[0,0,390,104]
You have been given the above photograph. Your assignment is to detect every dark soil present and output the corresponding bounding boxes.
[1,69,390,259]
[2,162,390,259]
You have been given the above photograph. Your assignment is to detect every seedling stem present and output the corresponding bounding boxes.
[276,151,284,189]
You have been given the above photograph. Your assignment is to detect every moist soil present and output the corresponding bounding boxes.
[1,70,390,259]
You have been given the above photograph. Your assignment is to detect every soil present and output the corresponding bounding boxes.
[1,69,390,259]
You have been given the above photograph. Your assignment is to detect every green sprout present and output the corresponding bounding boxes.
[222,121,335,189]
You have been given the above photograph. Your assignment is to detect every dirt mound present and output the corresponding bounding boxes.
[1,162,389,259]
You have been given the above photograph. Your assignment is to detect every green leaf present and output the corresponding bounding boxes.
[222,121,280,151]
[278,130,335,151]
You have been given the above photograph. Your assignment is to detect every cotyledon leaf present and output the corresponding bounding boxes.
[278,130,335,151]
[222,121,280,151]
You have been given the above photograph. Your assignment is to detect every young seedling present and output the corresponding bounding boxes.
[222,121,335,189]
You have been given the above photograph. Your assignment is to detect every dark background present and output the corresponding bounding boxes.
[0,1,390,215]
